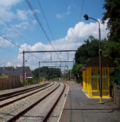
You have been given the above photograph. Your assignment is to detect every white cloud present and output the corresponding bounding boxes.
[0,0,21,23]
[56,14,65,19]
[32,20,37,25]
[0,0,21,7]
[15,21,29,28]
[56,5,71,18]
[0,36,14,47]
[7,62,11,66]
[17,10,29,20]
[66,6,71,15]
[4,20,108,69]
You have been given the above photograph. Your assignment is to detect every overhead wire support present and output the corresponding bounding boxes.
[0,34,41,61]
[40,61,74,63]
[24,50,77,53]
[0,18,42,61]
[25,0,61,61]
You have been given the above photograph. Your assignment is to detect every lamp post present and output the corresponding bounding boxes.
[84,14,103,104]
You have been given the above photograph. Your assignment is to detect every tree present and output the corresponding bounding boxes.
[102,0,120,67]
[75,36,105,64]
[102,0,120,42]
[32,67,61,80]
[72,63,83,82]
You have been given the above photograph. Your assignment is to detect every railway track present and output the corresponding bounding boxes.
[0,82,54,108]
[0,82,68,122]
[0,82,50,100]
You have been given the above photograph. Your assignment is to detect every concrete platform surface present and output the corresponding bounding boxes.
[60,81,120,122]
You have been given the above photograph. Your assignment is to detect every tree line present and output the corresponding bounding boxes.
[32,66,61,80]
[72,0,120,84]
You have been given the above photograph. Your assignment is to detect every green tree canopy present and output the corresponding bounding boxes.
[32,67,61,80]
[75,36,106,64]
[102,0,120,67]
[102,0,120,42]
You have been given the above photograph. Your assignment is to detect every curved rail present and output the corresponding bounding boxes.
[42,83,66,122]
[0,82,49,99]
[7,83,60,122]
[0,82,54,108]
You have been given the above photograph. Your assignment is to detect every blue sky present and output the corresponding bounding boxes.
[0,0,108,70]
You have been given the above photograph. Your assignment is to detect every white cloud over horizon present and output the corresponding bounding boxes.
[10,19,108,69]
[0,19,108,69]
[56,5,71,18]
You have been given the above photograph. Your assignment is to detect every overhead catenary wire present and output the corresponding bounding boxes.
[37,0,59,50]
[0,34,43,61]
[0,17,31,45]
[0,46,18,55]
[75,0,84,49]
[25,0,61,61]
[0,18,44,61]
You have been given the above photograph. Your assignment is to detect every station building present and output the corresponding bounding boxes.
[80,56,116,98]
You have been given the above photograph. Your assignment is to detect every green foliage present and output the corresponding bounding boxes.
[75,36,106,64]
[102,0,120,42]
[102,0,120,85]
[102,38,120,67]
[0,73,7,76]
[52,77,59,81]
[32,67,61,80]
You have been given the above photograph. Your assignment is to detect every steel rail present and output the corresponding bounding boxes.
[0,82,54,108]
[42,83,66,122]
[0,82,49,98]
[0,83,50,102]
[7,83,60,122]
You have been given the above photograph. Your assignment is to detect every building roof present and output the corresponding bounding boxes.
[80,56,116,71]
[0,68,13,74]
[13,67,29,76]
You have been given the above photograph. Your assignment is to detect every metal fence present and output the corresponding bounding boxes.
[113,83,120,108]
[0,74,20,89]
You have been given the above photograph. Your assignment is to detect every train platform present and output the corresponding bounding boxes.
[60,81,120,122]
[0,82,48,96]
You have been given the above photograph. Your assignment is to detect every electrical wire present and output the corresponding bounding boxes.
[25,0,61,61]
[0,18,31,45]
[0,34,23,49]
[0,46,18,55]
[0,18,44,61]
[75,0,84,49]
[37,0,59,50]
[0,34,43,61]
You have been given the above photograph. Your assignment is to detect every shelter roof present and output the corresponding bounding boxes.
[80,56,116,71]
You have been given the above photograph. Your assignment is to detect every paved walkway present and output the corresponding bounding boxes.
[60,81,120,122]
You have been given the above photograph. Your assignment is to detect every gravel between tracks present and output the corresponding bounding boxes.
[48,83,69,122]
[0,82,53,106]
[0,82,58,122]
[17,82,66,122]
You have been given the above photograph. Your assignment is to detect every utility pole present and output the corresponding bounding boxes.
[60,64,61,81]
[39,62,40,83]
[23,50,25,86]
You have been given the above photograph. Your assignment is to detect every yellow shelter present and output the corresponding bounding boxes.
[80,56,116,98]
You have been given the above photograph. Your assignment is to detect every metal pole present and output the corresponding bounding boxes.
[23,50,25,86]
[89,17,103,103]
[53,68,54,81]
[98,23,103,104]
[39,62,40,83]
[60,64,61,81]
